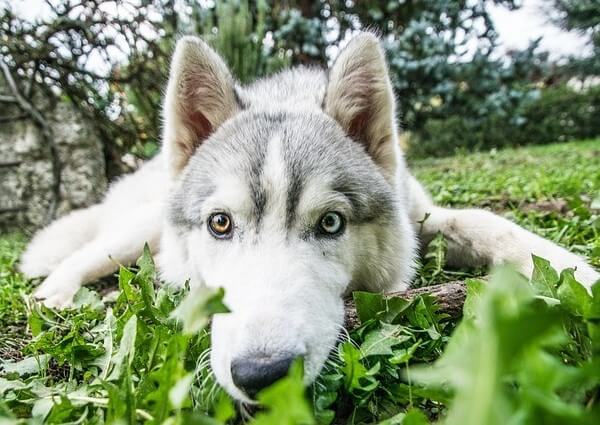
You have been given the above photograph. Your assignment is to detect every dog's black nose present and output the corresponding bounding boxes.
[231,355,294,398]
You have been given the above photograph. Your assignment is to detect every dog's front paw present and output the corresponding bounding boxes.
[19,252,53,279]
[33,273,80,309]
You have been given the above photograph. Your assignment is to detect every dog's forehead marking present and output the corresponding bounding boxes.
[260,132,289,230]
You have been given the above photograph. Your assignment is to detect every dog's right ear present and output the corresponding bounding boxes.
[163,36,239,175]
[325,33,399,180]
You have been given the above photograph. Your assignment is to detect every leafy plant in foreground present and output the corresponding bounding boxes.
[413,259,600,425]
[0,243,599,424]
[0,246,233,423]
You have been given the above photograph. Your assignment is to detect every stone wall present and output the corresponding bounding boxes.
[0,100,108,233]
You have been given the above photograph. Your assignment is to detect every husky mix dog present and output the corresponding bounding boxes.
[20,33,599,401]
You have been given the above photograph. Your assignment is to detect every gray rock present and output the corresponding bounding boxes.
[0,98,107,233]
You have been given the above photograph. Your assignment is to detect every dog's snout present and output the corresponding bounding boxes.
[231,354,295,398]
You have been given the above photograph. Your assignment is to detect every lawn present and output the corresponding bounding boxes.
[1,139,599,424]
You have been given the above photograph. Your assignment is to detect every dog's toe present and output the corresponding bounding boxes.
[33,275,79,309]
[33,288,76,309]
[35,293,75,309]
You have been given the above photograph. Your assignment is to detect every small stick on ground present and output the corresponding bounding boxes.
[344,281,468,330]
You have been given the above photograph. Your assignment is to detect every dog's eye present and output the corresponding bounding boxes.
[208,213,233,238]
[319,212,345,236]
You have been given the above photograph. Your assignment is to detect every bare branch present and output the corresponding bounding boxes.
[0,95,17,103]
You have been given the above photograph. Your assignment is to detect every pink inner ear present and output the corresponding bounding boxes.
[348,108,371,146]
[184,109,214,151]
[344,71,377,147]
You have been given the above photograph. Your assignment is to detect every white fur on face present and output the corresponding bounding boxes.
[162,133,388,401]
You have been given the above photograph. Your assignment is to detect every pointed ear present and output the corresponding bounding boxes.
[325,33,399,177]
[163,36,239,175]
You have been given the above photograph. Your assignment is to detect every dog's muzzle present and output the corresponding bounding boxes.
[230,353,297,398]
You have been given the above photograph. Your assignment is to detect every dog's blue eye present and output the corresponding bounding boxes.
[319,212,344,236]
[208,213,233,238]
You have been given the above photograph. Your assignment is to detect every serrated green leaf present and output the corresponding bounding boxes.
[463,278,485,319]
[107,314,137,381]
[170,287,229,335]
[72,287,103,310]
[118,266,137,303]
[136,243,156,284]
[214,392,236,423]
[253,359,315,425]
[1,354,50,376]
[0,377,27,395]
[531,255,560,297]
[557,268,592,317]
[94,308,116,380]
[169,372,194,409]
[361,323,410,358]
[353,291,385,323]
[390,341,420,364]
[402,409,429,425]
[381,297,412,323]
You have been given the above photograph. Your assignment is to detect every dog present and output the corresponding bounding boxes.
[19,33,599,402]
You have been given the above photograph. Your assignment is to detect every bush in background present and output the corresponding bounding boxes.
[409,84,600,158]
[522,84,600,145]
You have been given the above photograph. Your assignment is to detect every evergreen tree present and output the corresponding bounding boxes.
[551,0,600,75]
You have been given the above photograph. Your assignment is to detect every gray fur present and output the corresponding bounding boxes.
[236,67,327,111]
[169,85,396,236]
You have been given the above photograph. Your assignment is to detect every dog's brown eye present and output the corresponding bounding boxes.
[319,212,344,236]
[208,213,233,238]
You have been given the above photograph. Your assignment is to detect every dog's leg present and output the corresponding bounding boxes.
[33,202,163,308]
[409,177,600,288]
[20,205,104,278]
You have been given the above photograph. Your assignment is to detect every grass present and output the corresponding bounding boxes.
[0,139,599,424]
[411,139,600,265]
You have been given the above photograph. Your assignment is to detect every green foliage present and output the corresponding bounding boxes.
[413,265,600,424]
[0,234,29,365]
[521,84,600,144]
[551,0,600,76]
[410,84,600,158]
[196,0,290,84]
[253,360,314,425]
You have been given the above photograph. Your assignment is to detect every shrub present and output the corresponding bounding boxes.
[521,84,600,144]
[409,84,600,158]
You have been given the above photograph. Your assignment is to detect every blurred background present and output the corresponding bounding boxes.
[1,0,599,231]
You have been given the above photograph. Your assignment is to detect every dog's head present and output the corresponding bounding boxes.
[158,33,416,402]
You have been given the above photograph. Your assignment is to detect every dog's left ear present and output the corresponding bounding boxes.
[163,36,239,175]
[325,33,399,178]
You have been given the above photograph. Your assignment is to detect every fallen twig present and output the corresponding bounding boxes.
[344,281,468,329]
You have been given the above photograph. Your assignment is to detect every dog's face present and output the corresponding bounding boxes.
[158,34,416,401]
